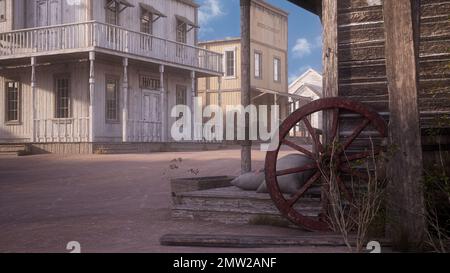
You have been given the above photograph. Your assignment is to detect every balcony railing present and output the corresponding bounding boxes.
[34,118,90,143]
[0,21,223,74]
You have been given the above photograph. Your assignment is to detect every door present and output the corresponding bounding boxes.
[36,0,62,50]
[142,91,162,141]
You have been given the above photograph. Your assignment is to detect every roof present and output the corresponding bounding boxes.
[139,3,167,18]
[289,68,322,89]
[287,0,321,15]
[289,68,323,98]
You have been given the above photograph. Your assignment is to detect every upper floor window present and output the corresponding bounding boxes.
[0,0,6,21]
[225,50,236,78]
[140,9,153,35]
[254,51,262,79]
[5,81,20,123]
[273,57,281,82]
[176,19,187,44]
[105,77,120,122]
[55,76,71,119]
[105,0,119,25]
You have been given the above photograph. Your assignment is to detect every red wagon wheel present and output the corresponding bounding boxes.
[265,98,388,231]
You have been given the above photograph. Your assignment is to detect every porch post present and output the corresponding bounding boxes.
[122,57,129,143]
[159,65,167,142]
[191,71,199,141]
[89,51,95,143]
[218,76,222,108]
[31,57,37,143]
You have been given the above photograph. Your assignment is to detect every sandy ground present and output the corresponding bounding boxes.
[0,150,348,253]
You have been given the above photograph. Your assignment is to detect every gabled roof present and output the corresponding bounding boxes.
[287,0,321,15]
[289,68,323,97]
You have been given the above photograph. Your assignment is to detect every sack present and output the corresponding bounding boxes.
[231,171,265,191]
[257,154,315,194]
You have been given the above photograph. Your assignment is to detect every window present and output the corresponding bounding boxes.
[225,50,235,77]
[254,51,262,79]
[55,76,71,119]
[5,81,20,123]
[273,57,281,82]
[176,85,187,106]
[0,0,6,21]
[176,20,187,44]
[139,75,160,90]
[140,9,153,35]
[106,77,119,122]
[105,0,119,25]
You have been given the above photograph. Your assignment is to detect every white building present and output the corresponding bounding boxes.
[288,68,323,136]
[0,0,222,148]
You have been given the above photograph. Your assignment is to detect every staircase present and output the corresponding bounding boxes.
[0,144,27,155]
[172,186,322,227]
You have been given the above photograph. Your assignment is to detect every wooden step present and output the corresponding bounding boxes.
[172,186,322,227]
[0,144,27,155]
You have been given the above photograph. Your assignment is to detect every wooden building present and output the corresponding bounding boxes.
[285,0,450,248]
[0,0,223,145]
[197,0,291,137]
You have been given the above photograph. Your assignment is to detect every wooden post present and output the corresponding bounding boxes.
[218,76,222,109]
[241,0,252,173]
[383,0,425,250]
[160,65,166,142]
[31,57,37,143]
[89,51,95,142]
[122,57,129,142]
[322,0,339,144]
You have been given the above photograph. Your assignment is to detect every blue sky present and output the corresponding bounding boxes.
[197,0,323,84]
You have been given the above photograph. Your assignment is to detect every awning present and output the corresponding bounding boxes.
[140,3,167,20]
[106,0,135,13]
[253,88,309,101]
[175,15,199,30]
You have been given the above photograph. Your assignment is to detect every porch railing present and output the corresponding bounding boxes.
[0,21,223,74]
[34,118,90,143]
[128,120,162,142]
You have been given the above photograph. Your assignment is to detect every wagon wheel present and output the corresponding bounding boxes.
[265,98,388,231]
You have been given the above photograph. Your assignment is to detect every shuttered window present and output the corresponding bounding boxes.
[5,81,20,123]
[55,76,71,119]
[105,77,119,122]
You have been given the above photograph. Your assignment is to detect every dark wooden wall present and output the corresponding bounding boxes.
[335,0,450,140]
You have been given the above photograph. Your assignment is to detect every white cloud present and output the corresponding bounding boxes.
[292,38,312,58]
[198,0,225,26]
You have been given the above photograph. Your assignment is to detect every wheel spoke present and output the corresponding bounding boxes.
[330,108,339,142]
[341,149,381,162]
[303,118,324,153]
[276,162,317,177]
[288,171,321,207]
[282,139,314,159]
[342,119,371,151]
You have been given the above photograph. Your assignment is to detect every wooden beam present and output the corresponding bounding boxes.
[122,57,129,142]
[383,0,426,250]
[240,0,252,173]
[89,51,95,143]
[31,57,37,143]
[322,0,338,145]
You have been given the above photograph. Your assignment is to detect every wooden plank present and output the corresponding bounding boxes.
[160,233,389,248]
[383,0,426,250]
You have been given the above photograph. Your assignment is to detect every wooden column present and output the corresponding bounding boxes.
[160,65,167,142]
[89,51,95,142]
[240,0,252,173]
[31,57,37,143]
[218,76,222,108]
[122,57,129,142]
[322,0,339,144]
[383,0,425,249]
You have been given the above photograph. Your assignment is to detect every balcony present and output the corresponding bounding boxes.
[0,21,223,75]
